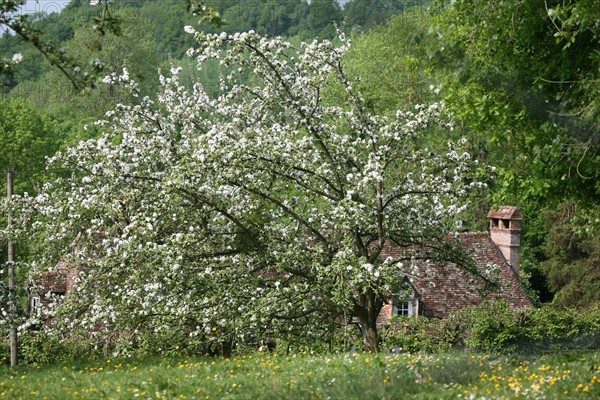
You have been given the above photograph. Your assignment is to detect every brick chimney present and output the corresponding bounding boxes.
[487,206,523,274]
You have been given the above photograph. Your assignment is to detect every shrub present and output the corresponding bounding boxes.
[380,316,460,353]
[517,306,600,352]
[381,302,600,354]
[18,330,101,366]
[464,301,520,352]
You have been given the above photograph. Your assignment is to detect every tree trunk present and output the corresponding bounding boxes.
[359,317,380,352]
[357,288,382,352]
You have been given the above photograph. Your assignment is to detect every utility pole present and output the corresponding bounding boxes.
[7,169,17,367]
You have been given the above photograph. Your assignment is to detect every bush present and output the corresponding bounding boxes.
[380,316,462,353]
[464,301,520,352]
[8,304,600,364]
[380,302,600,354]
[18,330,101,366]
[517,306,600,352]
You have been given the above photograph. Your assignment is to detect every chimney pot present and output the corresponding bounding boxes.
[487,206,522,273]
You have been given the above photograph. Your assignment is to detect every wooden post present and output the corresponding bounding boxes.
[7,169,18,367]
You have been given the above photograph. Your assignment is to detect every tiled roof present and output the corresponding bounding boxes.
[34,258,79,299]
[39,271,67,294]
[380,232,531,320]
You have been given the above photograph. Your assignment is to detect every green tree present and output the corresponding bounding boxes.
[1,0,222,90]
[345,10,436,113]
[0,98,64,195]
[138,0,197,59]
[540,202,600,308]
[218,0,311,38]
[432,0,599,209]
[344,0,430,31]
[0,98,64,352]
[306,0,343,37]
[14,8,160,125]
[430,0,600,302]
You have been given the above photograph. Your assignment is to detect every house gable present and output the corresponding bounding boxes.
[32,258,79,308]
[410,232,530,318]
[378,207,532,323]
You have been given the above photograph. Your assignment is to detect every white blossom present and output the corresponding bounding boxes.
[11,29,490,353]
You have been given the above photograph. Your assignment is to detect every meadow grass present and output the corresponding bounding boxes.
[1,351,599,399]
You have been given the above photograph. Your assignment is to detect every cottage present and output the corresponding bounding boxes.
[29,258,78,316]
[377,206,531,324]
[31,207,531,322]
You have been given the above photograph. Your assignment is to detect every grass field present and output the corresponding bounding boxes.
[1,351,599,399]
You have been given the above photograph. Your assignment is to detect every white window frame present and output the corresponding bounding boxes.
[30,294,41,316]
[392,297,417,317]
[392,277,420,317]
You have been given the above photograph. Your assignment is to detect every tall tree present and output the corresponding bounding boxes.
[0,98,64,195]
[20,30,486,352]
[432,0,599,211]
[430,0,600,303]
[23,8,160,121]
[344,10,436,113]
[344,0,430,31]
[306,0,343,37]
[0,0,222,89]
[539,201,600,308]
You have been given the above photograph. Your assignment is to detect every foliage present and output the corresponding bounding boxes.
[16,330,101,367]
[0,0,223,90]
[343,9,500,234]
[5,304,600,366]
[137,0,197,59]
[0,98,64,335]
[465,303,600,353]
[465,301,521,352]
[20,8,161,122]
[1,0,421,97]
[1,0,112,90]
[345,10,437,114]
[0,97,64,195]
[539,201,600,308]
[380,303,600,354]
[344,0,432,32]
[380,316,453,352]
[215,0,309,38]
[0,337,7,365]
[381,312,470,353]
[15,29,487,353]
[431,0,600,219]
[426,0,600,303]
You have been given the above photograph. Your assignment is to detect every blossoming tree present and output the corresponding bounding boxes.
[23,29,486,352]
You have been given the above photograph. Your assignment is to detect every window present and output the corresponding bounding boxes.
[392,298,417,317]
[392,278,419,317]
[30,295,41,316]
